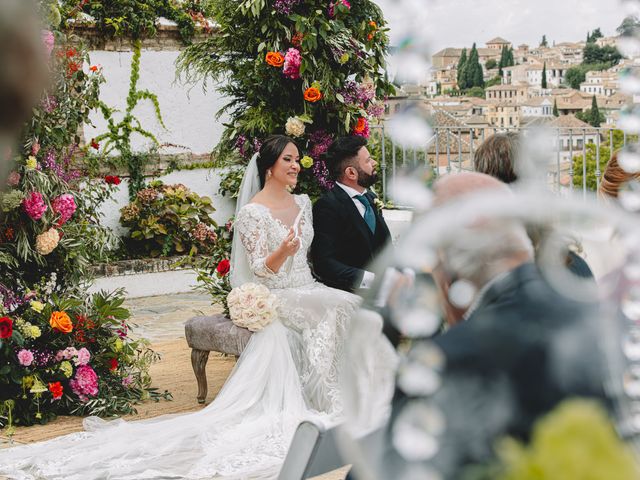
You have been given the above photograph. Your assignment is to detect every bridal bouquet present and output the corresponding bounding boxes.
[227,283,279,332]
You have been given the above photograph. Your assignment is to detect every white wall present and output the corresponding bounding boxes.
[84,49,227,154]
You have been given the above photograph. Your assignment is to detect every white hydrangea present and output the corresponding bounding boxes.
[285,117,306,138]
[227,283,279,332]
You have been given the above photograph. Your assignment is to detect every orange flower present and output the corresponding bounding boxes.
[50,311,73,334]
[303,87,322,103]
[90,65,99,72]
[369,21,377,28]
[265,51,284,68]
[367,33,374,41]
[354,117,367,134]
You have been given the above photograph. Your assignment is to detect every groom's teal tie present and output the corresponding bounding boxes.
[354,194,376,234]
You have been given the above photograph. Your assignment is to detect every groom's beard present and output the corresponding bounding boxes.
[356,167,377,189]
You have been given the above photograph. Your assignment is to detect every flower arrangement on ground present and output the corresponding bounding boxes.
[176,0,394,200]
[119,180,219,257]
[0,288,168,431]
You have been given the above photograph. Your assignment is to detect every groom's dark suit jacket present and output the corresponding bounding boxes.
[311,185,391,292]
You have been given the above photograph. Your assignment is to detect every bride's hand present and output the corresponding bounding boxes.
[279,228,300,257]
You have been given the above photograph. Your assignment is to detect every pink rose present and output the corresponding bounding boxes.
[22,192,48,220]
[17,349,34,367]
[75,347,91,366]
[6,171,20,187]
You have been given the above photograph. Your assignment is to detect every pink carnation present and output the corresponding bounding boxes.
[328,0,350,18]
[56,346,78,361]
[75,347,91,366]
[17,349,34,367]
[22,192,48,220]
[6,171,20,187]
[283,48,302,80]
[52,193,76,225]
[69,365,99,401]
[122,375,134,387]
[41,30,54,57]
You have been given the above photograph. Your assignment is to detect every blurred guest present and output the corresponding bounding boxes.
[421,173,606,476]
[0,0,48,186]
[474,132,593,279]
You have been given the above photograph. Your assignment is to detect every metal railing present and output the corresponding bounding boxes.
[370,124,636,202]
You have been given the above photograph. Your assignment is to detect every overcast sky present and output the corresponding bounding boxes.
[376,0,626,54]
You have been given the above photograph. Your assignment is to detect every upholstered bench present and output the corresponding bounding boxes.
[184,314,253,403]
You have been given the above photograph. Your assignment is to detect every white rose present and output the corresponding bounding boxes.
[227,283,279,332]
[285,117,306,138]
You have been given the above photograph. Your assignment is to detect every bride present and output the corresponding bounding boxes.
[0,135,397,479]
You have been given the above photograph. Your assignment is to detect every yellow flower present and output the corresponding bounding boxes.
[22,375,35,389]
[300,156,314,168]
[59,361,73,378]
[29,326,41,339]
[26,156,37,170]
[30,300,45,313]
[114,338,123,352]
[339,52,350,64]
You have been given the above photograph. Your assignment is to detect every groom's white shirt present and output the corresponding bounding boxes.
[335,182,375,289]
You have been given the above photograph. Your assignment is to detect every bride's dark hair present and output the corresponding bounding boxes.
[257,135,298,187]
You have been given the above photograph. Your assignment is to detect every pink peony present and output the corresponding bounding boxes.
[22,192,48,220]
[69,365,99,401]
[75,347,91,366]
[283,48,302,80]
[41,30,54,57]
[52,193,76,225]
[6,171,20,187]
[17,349,34,367]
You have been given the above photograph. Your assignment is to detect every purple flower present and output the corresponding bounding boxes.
[235,135,247,158]
[309,130,333,159]
[312,158,334,190]
[274,0,301,14]
[41,95,58,113]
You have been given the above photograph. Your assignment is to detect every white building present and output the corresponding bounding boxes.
[521,97,554,117]
[580,70,618,96]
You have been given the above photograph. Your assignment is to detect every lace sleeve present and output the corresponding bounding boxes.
[235,205,278,279]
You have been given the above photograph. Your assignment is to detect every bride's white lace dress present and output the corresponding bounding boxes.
[0,193,397,480]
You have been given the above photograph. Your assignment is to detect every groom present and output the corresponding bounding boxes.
[311,136,391,292]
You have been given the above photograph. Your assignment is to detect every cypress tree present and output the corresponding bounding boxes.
[457,48,468,90]
[589,95,601,127]
[553,98,559,117]
[541,62,548,89]
[467,43,483,88]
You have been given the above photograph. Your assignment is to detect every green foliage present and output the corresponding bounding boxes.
[119,180,220,258]
[462,43,484,88]
[583,43,622,66]
[466,86,485,98]
[586,27,604,44]
[541,62,547,89]
[540,34,548,47]
[457,48,468,89]
[94,40,165,198]
[572,129,626,190]
[175,0,394,197]
[553,99,559,117]
[59,0,215,43]
[617,15,640,36]
[0,289,167,429]
[485,58,497,70]
[564,62,612,89]
[485,76,502,88]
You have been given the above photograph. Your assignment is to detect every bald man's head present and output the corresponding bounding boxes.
[433,172,511,206]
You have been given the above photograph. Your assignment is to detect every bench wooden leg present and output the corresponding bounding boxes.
[191,349,210,404]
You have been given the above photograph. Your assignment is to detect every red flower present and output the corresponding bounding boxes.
[216,259,231,277]
[0,317,12,339]
[90,139,100,150]
[48,382,63,400]
[109,358,119,371]
[89,65,99,72]
[4,227,14,241]
[65,47,77,58]
[104,175,122,185]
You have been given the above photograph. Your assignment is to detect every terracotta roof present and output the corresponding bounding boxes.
[464,115,491,125]
[549,114,597,131]
[522,97,553,107]
[487,37,510,44]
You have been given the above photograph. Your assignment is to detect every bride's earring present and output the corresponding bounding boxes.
[267,170,272,180]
